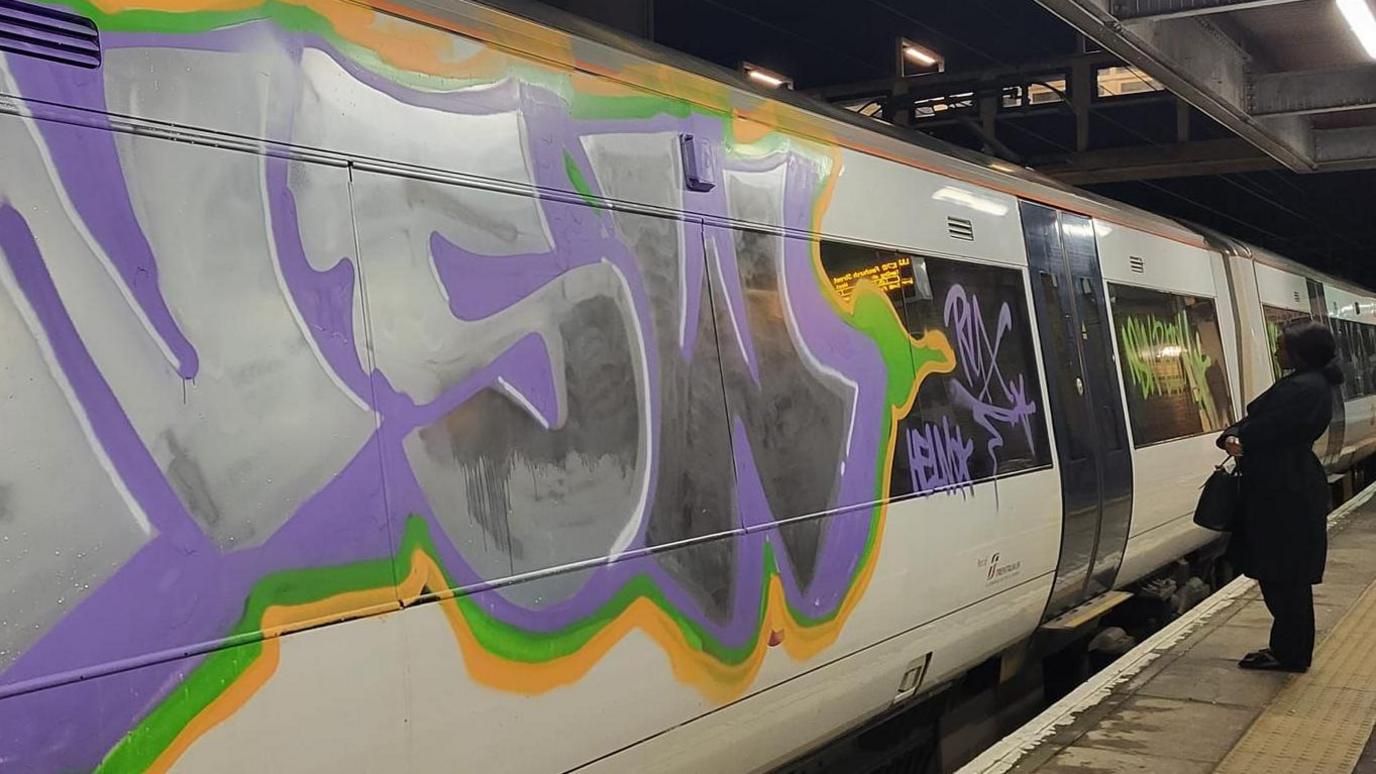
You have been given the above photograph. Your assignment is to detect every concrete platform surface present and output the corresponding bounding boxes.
[961,484,1376,774]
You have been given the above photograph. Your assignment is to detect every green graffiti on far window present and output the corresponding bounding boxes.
[1266,317,1284,379]
[1263,309,1311,380]
[1119,310,1222,427]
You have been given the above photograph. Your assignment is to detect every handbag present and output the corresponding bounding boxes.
[1194,455,1240,532]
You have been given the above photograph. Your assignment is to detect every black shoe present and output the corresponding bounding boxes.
[1238,649,1308,673]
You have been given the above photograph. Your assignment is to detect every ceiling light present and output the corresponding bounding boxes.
[898,38,943,76]
[1338,0,1376,60]
[748,70,785,88]
[903,45,937,66]
[742,63,792,89]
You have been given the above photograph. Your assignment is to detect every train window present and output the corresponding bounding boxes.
[819,241,1052,495]
[1335,318,1367,399]
[1109,284,1234,447]
[1344,320,1365,398]
[1356,323,1372,398]
[1353,325,1376,393]
[819,240,924,328]
[1262,305,1311,381]
[1256,305,1376,398]
[1334,319,1354,399]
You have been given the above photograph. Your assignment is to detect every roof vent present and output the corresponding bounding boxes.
[947,216,975,241]
[0,0,100,68]
[1128,256,1145,274]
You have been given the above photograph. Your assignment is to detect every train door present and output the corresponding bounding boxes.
[1019,202,1134,618]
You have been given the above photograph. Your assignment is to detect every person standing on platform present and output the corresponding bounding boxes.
[1219,319,1341,673]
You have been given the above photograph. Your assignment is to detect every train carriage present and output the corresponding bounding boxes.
[0,0,1373,770]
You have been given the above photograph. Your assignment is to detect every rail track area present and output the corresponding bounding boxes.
[778,481,1376,774]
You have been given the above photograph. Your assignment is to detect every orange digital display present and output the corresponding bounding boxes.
[828,256,914,302]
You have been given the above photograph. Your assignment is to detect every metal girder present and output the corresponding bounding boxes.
[809,51,1120,104]
[1035,0,1323,171]
[1316,127,1376,167]
[1251,65,1376,116]
[1112,0,1313,20]
[1037,0,1376,171]
[1032,138,1279,183]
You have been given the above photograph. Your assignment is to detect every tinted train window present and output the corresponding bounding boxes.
[1331,316,1376,399]
[1110,284,1234,446]
[1332,317,1376,399]
[1362,326,1376,396]
[1262,304,1311,381]
[1335,319,1356,399]
[820,241,1052,496]
[819,240,924,327]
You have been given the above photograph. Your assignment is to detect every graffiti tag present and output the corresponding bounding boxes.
[1118,309,1219,425]
[906,417,974,494]
[942,285,1039,471]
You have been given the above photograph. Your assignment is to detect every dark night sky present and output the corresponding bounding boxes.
[538,0,1376,287]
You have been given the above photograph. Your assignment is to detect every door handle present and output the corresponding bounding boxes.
[1076,377,1085,396]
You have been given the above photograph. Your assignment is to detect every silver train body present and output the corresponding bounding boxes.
[0,0,1372,770]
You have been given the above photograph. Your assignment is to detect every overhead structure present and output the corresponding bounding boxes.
[1032,0,1376,172]
[808,48,1281,183]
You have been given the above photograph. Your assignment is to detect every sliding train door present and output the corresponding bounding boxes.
[1019,202,1134,618]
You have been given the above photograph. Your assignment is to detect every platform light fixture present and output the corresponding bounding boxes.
[899,38,944,77]
[742,62,793,90]
[1338,0,1376,60]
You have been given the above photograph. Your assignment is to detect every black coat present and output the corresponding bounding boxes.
[1217,369,1334,585]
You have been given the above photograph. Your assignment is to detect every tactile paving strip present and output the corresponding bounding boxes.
[1216,581,1376,774]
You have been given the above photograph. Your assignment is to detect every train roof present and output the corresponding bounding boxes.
[1190,224,1376,301]
[383,0,1212,249]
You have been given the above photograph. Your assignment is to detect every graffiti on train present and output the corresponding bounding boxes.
[0,0,1056,769]
[906,418,975,494]
[891,275,1050,496]
[941,284,1042,474]
[1119,311,1216,412]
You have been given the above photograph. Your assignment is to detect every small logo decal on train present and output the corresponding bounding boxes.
[979,552,1023,584]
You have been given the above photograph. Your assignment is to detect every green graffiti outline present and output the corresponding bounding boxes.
[94,270,939,773]
[1118,308,1221,427]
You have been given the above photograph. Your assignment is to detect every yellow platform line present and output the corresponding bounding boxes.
[1216,580,1376,774]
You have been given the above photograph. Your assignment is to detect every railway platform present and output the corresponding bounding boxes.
[961,484,1376,774]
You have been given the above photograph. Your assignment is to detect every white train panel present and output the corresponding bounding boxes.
[1254,262,1311,313]
[823,149,1029,268]
[1117,515,1217,589]
[585,576,1054,774]
[1095,222,1220,298]
[1115,436,1222,586]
